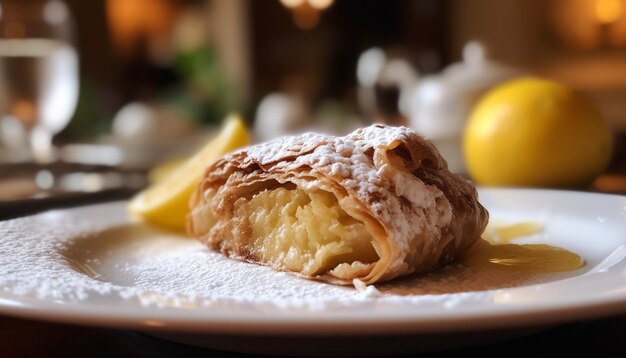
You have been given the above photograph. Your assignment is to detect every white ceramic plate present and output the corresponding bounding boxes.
[1,188,626,354]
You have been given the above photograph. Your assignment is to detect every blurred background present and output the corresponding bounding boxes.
[2,0,626,208]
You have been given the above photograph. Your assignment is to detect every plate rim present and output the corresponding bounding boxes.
[0,291,625,335]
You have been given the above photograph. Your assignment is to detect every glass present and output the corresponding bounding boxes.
[0,0,78,163]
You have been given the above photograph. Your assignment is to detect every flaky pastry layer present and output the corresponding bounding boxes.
[188,124,489,285]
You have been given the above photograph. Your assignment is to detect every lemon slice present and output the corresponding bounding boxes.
[128,114,249,231]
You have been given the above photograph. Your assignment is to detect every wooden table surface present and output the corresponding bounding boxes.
[2,314,626,357]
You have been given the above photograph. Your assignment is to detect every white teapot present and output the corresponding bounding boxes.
[405,42,522,173]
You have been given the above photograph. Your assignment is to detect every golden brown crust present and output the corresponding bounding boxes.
[188,124,489,285]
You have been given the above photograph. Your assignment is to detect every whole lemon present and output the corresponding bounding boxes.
[463,78,613,187]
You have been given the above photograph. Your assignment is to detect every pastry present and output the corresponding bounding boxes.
[188,124,488,285]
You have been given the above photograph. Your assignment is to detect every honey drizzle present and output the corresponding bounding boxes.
[484,221,544,244]
[463,241,584,272]
[465,222,585,273]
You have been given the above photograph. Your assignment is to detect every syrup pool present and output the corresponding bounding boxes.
[469,222,585,273]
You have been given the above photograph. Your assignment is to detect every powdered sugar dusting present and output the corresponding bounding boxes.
[194,125,488,284]
[0,202,554,313]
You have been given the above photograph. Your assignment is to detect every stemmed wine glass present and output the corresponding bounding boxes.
[0,0,78,163]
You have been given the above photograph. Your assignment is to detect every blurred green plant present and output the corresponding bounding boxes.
[159,46,234,125]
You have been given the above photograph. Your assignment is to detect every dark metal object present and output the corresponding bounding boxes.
[0,162,146,221]
[0,187,138,221]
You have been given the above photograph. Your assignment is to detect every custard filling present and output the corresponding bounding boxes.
[226,186,379,277]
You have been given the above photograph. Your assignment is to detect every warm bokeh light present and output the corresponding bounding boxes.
[106,0,178,57]
[551,0,626,49]
[308,0,334,10]
[595,0,623,24]
[279,0,334,29]
[280,0,305,8]
[11,100,36,126]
